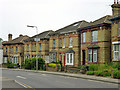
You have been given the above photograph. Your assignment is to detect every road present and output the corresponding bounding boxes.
[2,69,119,88]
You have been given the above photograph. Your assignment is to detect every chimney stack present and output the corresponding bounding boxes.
[8,34,12,41]
[117,0,119,4]
[114,0,116,4]
[19,34,23,37]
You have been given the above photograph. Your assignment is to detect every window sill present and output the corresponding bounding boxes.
[65,64,73,65]
[112,59,120,62]
[88,61,97,64]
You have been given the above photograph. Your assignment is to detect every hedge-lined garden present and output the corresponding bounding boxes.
[79,63,120,79]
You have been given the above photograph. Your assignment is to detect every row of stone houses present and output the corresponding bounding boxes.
[2,2,120,67]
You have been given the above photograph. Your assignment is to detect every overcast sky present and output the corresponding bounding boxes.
[0,0,114,41]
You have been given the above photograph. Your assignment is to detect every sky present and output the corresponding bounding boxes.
[0,0,114,41]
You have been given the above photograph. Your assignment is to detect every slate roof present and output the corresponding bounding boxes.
[24,30,54,42]
[66,49,75,53]
[49,20,89,35]
[79,15,112,30]
[3,35,29,45]
[109,14,120,21]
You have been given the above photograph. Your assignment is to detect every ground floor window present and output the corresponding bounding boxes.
[88,49,97,63]
[4,57,8,63]
[66,53,74,65]
[50,53,56,62]
[113,44,120,59]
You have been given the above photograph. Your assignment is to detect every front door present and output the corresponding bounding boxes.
[63,54,65,66]
[82,50,85,65]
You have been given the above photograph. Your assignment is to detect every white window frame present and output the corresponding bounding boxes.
[66,53,74,65]
[113,44,120,60]
[88,49,98,63]
[63,38,65,48]
[92,31,98,42]
[69,37,73,48]
[83,32,86,43]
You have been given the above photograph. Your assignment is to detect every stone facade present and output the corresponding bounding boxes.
[3,34,29,65]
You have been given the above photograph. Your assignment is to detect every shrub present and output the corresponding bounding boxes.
[48,63,56,68]
[86,71,94,75]
[102,69,111,77]
[94,71,103,76]
[88,64,99,71]
[7,63,17,68]
[24,57,45,70]
[77,65,83,69]
[113,69,120,79]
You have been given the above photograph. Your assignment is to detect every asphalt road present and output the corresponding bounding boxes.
[2,69,119,88]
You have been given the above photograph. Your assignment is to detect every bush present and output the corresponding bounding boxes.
[24,57,45,70]
[86,71,94,75]
[7,63,17,68]
[94,71,103,76]
[48,63,56,68]
[113,69,120,79]
[77,65,83,69]
[88,64,99,71]
[102,69,111,77]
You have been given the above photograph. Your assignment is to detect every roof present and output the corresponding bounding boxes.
[79,15,112,30]
[109,14,120,21]
[3,35,29,45]
[24,30,54,42]
[66,49,75,53]
[50,20,89,35]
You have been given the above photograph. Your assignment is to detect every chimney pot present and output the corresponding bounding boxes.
[19,34,23,37]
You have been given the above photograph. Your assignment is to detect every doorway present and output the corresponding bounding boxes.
[82,50,85,65]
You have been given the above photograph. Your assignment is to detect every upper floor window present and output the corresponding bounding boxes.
[32,44,36,51]
[27,45,29,51]
[53,39,55,48]
[6,47,7,52]
[92,31,98,42]
[60,39,62,48]
[63,38,65,48]
[119,22,120,36]
[39,43,41,51]
[16,47,18,53]
[83,32,86,43]
[69,37,73,48]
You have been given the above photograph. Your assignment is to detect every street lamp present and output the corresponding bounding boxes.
[27,25,39,71]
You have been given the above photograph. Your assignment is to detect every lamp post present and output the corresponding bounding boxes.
[27,25,39,71]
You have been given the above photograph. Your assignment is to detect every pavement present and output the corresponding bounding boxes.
[2,68,120,85]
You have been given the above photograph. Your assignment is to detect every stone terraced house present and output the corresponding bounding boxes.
[3,34,29,65]
[49,21,89,67]
[2,1,120,66]
[110,2,120,62]
[79,15,112,65]
[24,30,54,63]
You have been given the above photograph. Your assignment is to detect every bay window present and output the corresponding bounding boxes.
[88,49,97,63]
[113,44,120,59]
[66,53,74,65]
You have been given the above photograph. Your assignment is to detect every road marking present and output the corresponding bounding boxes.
[16,76,26,79]
[15,80,28,88]
[41,74,46,76]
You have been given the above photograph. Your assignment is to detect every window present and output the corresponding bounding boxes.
[32,44,36,51]
[113,45,120,59]
[63,38,65,48]
[14,57,15,63]
[60,39,62,48]
[6,47,7,52]
[53,39,55,48]
[16,57,18,64]
[83,32,86,43]
[92,31,98,42]
[66,53,74,65]
[39,43,41,51]
[16,47,18,53]
[50,53,56,62]
[119,22,120,36]
[69,37,73,48]
[27,45,29,51]
[88,49,98,63]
